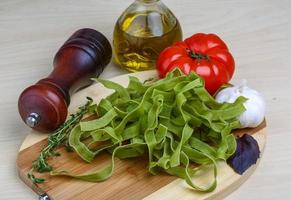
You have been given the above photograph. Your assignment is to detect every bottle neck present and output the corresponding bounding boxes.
[137,0,160,4]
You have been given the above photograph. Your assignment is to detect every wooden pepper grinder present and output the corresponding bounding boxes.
[18,28,112,133]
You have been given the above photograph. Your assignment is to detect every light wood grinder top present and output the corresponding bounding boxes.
[18,28,112,132]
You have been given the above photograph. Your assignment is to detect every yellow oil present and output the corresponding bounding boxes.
[113,11,182,72]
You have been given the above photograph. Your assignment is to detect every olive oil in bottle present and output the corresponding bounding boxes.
[113,0,182,72]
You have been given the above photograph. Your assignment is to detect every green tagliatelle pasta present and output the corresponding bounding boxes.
[51,69,246,192]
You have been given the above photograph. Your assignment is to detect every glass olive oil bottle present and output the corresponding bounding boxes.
[113,0,182,72]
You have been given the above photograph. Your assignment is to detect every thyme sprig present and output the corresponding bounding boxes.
[28,97,94,184]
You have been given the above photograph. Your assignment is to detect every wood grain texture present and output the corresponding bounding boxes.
[17,126,266,200]
[0,0,291,199]
[17,71,267,200]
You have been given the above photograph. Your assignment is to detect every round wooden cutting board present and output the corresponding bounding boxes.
[17,70,266,200]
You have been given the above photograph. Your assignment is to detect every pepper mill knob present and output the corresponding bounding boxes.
[18,28,112,132]
[26,113,41,128]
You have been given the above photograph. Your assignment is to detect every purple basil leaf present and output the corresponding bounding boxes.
[227,134,260,175]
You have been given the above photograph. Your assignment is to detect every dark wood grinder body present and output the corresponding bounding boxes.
[18,29,112,132]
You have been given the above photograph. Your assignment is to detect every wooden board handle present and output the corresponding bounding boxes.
[18,29,112,132]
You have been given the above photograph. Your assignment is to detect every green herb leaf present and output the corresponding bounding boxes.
[28,98,94,184]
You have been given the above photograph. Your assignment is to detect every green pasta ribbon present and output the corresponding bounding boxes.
[51,69,246,192]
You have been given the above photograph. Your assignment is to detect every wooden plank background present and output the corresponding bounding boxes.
[0,0,291,199]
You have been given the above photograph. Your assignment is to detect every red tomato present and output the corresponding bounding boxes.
[156,33,235,94]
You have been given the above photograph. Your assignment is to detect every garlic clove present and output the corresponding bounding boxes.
[239,102,264,128]
[216,87,240,104]
[215,80,266,129]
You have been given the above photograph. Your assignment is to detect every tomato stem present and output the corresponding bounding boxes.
[188,50,209,61]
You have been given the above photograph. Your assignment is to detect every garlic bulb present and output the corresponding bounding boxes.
[215,80,266,128]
